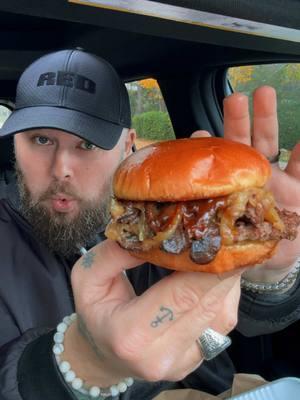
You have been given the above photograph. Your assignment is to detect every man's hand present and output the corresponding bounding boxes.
[223,86,300,280]
[64,240,241,387]
[192,86,299,281]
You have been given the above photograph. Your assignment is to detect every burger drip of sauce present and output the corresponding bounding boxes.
[106,188,299,264]
[179,199,225,263]
[145,199,225,263]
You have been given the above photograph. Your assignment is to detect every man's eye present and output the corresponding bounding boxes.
[81,141,97,150]
[34,136,50,145]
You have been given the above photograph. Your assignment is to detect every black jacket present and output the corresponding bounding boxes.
[1,195,300,400]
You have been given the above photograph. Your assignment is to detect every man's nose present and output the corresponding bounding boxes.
[51,149,74,180]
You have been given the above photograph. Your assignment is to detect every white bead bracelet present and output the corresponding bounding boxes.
[53,313,134,398]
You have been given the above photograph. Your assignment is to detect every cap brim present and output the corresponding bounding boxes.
[0,106,125,150]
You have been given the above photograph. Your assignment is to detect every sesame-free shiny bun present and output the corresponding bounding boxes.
[114,137,271,201]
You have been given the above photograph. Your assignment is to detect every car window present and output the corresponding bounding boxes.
[228,63,300,164]
[126,79,175,149]
[0,105,11,128]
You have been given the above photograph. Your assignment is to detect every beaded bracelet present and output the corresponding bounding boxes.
[53,313,134,398]
[241,258,300,294]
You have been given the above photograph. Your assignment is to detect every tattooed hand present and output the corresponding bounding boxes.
[62,239,241,387]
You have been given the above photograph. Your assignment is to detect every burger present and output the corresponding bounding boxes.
[105,137,300,273]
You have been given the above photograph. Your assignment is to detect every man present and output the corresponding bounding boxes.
[0,49,299,400]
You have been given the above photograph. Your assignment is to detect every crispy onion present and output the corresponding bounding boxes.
[110,197,125,218]
[108,189,285,250]
[106,200,183,251]
[141,209,182,250]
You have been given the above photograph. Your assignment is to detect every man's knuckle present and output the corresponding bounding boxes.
[171,285,199,313]
[111,334,140,362]
[225,315,237,332]
[166,372,183,382]
[143,366,166,382]
[200,293,220,314]
[131,360,167,381]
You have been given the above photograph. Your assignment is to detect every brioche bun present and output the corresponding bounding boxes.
[114,137,271,201]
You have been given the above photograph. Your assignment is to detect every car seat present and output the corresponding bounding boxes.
[0,135,16,199]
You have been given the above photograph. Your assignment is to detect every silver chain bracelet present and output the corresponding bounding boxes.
[241,258,300,294]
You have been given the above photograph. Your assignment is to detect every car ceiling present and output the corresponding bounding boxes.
[0,0,299,167]
[0,0,300,95]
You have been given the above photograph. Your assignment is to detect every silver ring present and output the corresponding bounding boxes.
[196,328,232,361]
[266,152,280,164]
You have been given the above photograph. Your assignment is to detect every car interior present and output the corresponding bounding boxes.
[0,0,300,382]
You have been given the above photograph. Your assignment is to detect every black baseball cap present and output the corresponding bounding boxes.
[0,49,131,150]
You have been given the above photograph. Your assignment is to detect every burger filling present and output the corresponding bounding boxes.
[105,188,300,264]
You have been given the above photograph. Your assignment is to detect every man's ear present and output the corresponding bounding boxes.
[124,128,137,157]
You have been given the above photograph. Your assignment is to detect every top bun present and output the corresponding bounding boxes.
[114,137,271,201]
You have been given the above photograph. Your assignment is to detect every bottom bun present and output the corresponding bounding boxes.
[130,241,278,274]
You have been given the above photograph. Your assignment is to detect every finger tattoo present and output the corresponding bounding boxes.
[151,306,174,328]
[80,250,96,269]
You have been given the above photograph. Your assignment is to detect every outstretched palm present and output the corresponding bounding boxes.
[264,154,300,268]
[223,86,300,270]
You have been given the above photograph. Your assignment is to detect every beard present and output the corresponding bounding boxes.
[15,163,112,258]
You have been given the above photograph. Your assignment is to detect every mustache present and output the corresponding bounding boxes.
[37,182,81,203]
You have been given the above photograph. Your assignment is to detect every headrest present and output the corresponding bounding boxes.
[0,136,14,170]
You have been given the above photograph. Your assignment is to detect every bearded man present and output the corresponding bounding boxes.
[0,49,136,348]
[0,49,300,400]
